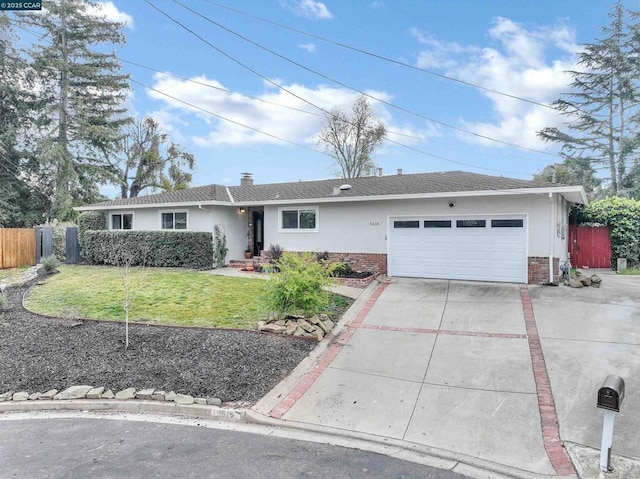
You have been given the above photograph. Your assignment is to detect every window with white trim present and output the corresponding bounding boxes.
[111,213,133,230]
[161,211,187,230]
[280,207,318,231]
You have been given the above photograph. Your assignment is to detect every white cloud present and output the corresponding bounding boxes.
[281,0,333,20]
[145,73,430,148]
[411,18,579,149]
[298,43,317,53]
[86,1,134,28]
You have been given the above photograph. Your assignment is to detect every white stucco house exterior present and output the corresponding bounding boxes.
[76,171,587,284]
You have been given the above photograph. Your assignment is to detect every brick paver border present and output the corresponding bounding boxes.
[269,282,390,419]
[520,285,577,476]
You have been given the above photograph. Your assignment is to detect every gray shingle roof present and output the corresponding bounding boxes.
[82,171,564,208]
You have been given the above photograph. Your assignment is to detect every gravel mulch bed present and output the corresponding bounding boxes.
[0,280,319,403]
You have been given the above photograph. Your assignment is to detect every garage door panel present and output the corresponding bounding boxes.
[389,216,526,283]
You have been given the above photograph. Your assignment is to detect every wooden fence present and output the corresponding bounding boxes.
[0,228,36,269]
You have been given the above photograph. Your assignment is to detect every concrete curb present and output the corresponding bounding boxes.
[0,398,569,479]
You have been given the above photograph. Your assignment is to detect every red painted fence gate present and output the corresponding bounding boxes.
[568,225,611,268]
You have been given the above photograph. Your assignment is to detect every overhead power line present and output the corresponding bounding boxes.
[172,0,559,158]
[131,77,531,177]
[200,0,557,111]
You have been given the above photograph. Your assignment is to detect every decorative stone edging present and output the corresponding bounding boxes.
[257,314,335,341]
[0,385,222,407]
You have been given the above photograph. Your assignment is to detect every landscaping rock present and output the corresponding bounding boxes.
[207,397,222,406]
[285,321,298,335]
[152,391,166,401]
[115,387,136,400]
[591,274,602,287]
[322,319,335,331]
[274,320,286,326]
[174,393,194,405]
[86,387,105,399]
[164,391,177,402]
[307,316,321,325]
[285,314,304,320]
[297,319,316,333]
[40,389,58,400]
[135,388,155,400]
[569,279,584,288]
[54,385,93,400]
[580,276,592,286]
[0,391,14,402]
[258,323,287,333]
[312,329,324,342]
[257,320,266,329]
[28,392,42,400]
[292,326,306,336]
[13,391,29,401]
[101,390,115,399]
[194,397,207,405]
[318,314,330,321]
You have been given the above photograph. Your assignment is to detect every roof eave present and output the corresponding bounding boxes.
[74,185,588,211]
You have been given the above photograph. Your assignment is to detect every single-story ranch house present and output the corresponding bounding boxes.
[76,170,587,284]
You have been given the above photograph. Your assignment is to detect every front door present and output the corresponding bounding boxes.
[252,211,264,256]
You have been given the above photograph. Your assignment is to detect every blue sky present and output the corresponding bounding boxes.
[23,1,624,193]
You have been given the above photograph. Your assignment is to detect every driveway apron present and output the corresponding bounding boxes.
[265,278,559,476]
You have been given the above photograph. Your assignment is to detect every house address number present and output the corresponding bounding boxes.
[369,222,380,226]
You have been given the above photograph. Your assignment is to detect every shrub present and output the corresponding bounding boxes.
[77,211,106,261]
[264,243,285,264]
[316,251,330,263]
[82,231,214,269]
[40,254,59,274]
[583,197,640,268]
[332,262,354,276]
[212,225,228,268]
[77,211,106,233]
[265,252,336,317]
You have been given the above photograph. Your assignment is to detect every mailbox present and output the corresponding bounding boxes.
[597,375,625,412]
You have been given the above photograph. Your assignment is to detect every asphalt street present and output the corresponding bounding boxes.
[0,417,469,479]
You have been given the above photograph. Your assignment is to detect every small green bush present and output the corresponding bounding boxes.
[265,252,336,317]
[332,262,354,276]
[40,254,59,273]
[82,231,214,269]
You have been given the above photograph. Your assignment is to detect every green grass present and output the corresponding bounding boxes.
[618,268,640,275]
[25,265,271,328]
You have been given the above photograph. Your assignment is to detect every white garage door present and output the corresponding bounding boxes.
[388,216,527,283]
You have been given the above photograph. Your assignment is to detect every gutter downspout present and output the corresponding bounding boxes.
[549,193,555,283]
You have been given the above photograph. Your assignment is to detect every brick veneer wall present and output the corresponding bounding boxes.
[274,251,387,274]
[528,256,560,284]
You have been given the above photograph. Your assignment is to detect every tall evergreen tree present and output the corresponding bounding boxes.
[0,13,49,226]
[17,0,131,220]
[538,1,640,196]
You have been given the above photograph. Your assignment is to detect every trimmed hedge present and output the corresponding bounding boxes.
[78,211,106,233]
[82,231,214,270]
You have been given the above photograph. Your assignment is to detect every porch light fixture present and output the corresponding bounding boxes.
[239,207,246,214]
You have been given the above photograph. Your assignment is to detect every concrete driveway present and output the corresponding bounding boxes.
[255,273,640,478]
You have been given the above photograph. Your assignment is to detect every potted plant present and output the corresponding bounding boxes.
[244,248,252,259]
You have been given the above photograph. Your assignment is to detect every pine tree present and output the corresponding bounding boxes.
[0,14,49,226]
[17,0,131,220]
[538,1,640,196]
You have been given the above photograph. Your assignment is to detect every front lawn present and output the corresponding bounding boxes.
[25,265,271,328]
